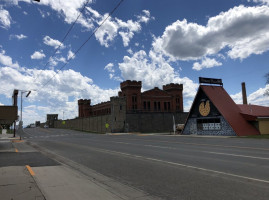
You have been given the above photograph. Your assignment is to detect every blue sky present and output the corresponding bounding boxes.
[0,0,269,125]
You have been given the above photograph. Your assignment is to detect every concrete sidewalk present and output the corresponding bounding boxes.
[1,134,156,200]
[0,166,45,200]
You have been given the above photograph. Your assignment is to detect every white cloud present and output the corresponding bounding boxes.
[86,6,101,19]
[3,1,152,47]
[104,63,122,81]
[118,50,199,102]
[231,85,269,106]
[153,5,269,61]
[0,50,19,69]
[104,63,114,73]
[31,51,46,60]
[0,54,119,125]
[192,57,222,71]
[67,50,75,60]
[9,34,27,40]
[127,48,133,55]
[95,14,119,47]
[48,56,66,67]
[43,36,65,49]
[249,0,269,5]
[0,8,11,29]
[94,10,153,47]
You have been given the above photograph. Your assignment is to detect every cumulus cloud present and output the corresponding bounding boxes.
[48,56,66,67]
[0,50,19,69]
[94,10,153,47]
[104,63,114,73]
[9,34,27,40]
[153,5,269,62]
[231,85,269,106]
[3,1,152,47]
[192,57,222,71]
[43,36,65,49]
[0,50,119,125]
[118,50,199,100]
[67,50,75,60]
[0,8,11,29]
[104,63,122,81]
[249,0,269,5]
[31,51,46,60]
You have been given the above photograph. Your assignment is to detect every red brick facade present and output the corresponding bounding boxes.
[78,80,183,118]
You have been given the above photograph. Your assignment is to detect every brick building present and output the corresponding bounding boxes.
[78,80,183,118]
[69,80,188,133]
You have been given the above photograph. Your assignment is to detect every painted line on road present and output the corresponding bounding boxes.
[114,137,269,151]
[87,146,269,184]
[202,151,269,160]
[26,165,35,176]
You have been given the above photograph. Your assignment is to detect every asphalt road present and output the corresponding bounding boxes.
[22,128,269,200]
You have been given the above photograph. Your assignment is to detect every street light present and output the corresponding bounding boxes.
[18,89,35,140]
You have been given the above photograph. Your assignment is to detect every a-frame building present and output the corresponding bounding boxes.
[182,78,260,136]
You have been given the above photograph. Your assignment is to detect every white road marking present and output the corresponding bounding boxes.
[88,147,269,184]
[202,151,269,160]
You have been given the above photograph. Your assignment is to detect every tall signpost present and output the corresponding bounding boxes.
[19,90,32,140]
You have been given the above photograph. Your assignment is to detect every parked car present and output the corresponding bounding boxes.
[44,125,49,128]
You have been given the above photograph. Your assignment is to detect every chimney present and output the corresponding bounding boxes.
[241,82,248,105]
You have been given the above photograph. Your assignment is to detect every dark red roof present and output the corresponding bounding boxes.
[237,104,269,117]
[200,85,260,136]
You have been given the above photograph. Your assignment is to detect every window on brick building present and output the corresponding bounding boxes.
[143,101,146,110]
[158,102,161,111]
[132,95,137,110]
[154,102,157,111]
[176,97,180,111]
[132,95,137,103]
[164,102,167,110]
[147,101,150,111]
[168,102,171,110]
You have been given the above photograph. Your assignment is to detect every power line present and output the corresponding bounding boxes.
[41,0,124,88]
[33,0,91,83]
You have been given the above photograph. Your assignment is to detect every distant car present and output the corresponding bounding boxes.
[44,125,49,128]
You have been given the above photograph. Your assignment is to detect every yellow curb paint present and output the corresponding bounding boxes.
[26,165,35,176]
[15,148,19,153]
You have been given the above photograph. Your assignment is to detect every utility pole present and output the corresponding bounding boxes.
[19,90,33,140]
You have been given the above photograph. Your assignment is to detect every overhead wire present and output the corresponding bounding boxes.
[41,0,124,88]
[33,0,91,84]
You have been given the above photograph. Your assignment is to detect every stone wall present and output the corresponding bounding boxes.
[54,115,112,133]
[54,112,188,133]
[126,112,188,133]
[183,116,236,136]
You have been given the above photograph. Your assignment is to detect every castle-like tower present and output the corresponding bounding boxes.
[78,99,91,118]
[78,80,184,118]
[163,83,183,112]
[119,80,142,111]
